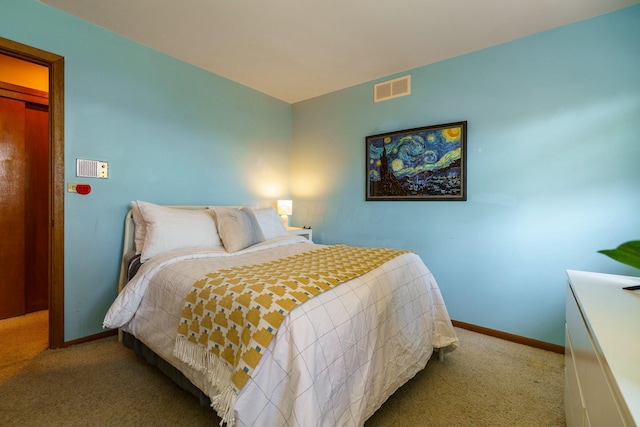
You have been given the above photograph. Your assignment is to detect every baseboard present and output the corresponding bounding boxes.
[60,321,564,354]
[451,320,564,354]
[61,329,117,348]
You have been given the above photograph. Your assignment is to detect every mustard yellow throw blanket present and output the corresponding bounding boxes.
[173,244,410,425]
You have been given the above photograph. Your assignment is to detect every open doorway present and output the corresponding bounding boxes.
[0,36,65,349]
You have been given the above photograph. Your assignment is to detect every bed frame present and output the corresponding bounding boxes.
[122,330,212,406]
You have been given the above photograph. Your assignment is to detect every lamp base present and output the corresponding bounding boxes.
[280,215,289,228]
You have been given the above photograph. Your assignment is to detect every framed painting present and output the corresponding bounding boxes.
[366,121,467,201]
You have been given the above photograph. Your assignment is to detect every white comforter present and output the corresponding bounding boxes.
[104,236,458,426]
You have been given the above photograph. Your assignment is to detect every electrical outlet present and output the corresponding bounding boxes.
[68,183,78,193]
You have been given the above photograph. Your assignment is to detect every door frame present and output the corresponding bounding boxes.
[0,36,65,348]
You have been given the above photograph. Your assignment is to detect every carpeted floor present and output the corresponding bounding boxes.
[0,310,48,384]
[0,320,565,427]
[366,328,565,426]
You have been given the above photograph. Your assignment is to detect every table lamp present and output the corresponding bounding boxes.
[277,199,292,228]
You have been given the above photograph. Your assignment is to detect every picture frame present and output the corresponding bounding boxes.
[366,121,467,201]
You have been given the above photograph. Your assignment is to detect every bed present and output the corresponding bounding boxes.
[103,202,458,426]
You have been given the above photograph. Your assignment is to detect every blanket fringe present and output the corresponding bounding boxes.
[174,336,237,426]
[211,387,236,427]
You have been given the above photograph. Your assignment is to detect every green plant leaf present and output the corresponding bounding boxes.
[598,240,640,270]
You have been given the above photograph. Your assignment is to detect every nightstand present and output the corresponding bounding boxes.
[287,227,312,241]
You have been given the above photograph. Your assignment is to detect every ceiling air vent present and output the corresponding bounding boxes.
[374,75,411,103]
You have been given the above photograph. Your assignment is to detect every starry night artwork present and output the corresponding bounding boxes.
[366,121,467,201]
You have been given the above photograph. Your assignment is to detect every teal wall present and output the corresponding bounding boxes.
[291,6,640,345]
[2,1,292,341]
[2,1,638,346]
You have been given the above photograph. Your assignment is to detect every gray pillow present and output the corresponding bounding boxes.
[210,206,265,252]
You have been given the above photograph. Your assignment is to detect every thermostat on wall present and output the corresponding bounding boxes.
[76,158,108,178]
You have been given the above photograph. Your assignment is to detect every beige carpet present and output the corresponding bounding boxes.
[0,310,48,384]
[366,328,565,426]
[0,326,565,427]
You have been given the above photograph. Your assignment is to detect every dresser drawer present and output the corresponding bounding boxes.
[565,283,626,427]
[565,324,587,427]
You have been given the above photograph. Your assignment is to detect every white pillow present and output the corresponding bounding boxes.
[252,207,289,240]
[130,201,147,255]
[136,201,223,262]
[210,206,265,252]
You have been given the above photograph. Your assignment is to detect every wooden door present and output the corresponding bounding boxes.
[0,96,27,318]
[0,83,49,319]
[24,102,49,313]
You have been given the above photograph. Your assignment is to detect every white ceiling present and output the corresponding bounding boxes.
[40,0,638,104]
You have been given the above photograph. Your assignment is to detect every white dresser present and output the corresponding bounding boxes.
[565,270,640,427]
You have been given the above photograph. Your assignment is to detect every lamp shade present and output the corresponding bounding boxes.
[277,199,293,216]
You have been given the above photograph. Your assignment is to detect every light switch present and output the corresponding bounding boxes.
[98,161,108,178]
[67,182,91,195]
